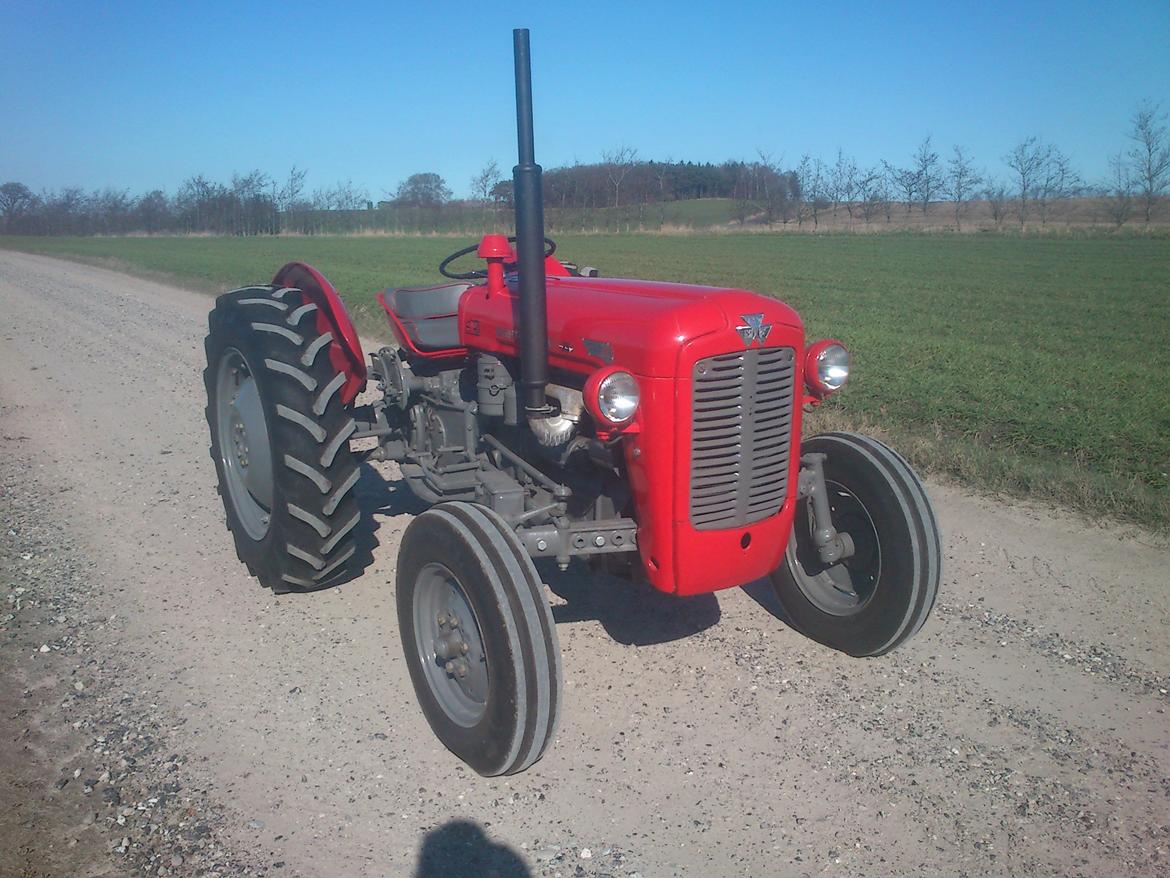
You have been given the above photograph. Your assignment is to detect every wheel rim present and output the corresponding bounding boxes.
[411,562,489,727]
[786,480,881,617]
[215,348,274,541]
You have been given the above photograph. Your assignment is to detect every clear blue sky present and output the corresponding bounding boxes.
[2,0,1168,199]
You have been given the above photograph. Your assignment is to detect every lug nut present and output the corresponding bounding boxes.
[444,661,455,674]
[460,642,469,655]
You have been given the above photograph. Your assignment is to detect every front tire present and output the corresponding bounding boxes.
[769,432,941,656]
[396,502,562,775]
[204,284,364,592]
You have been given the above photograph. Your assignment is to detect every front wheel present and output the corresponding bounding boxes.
[769,432,941,656]
[396,502,562,775]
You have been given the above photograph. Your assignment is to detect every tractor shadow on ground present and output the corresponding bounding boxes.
[740,576,797,627]
[311,463,426,592]
[413,819,531,877]
[540,561,721,647]
[350,464,721,646]
[356,462,431,518]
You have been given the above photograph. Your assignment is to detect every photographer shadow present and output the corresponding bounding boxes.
[414,819,530,878]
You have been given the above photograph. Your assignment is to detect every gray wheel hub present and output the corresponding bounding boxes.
[787,480,881,617]
[216,348,275,541]
[411,562,489,727]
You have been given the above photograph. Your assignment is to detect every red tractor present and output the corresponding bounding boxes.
[203,30,940,776]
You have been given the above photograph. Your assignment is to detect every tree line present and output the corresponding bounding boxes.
[0,169,370,236]
[2,102,1167,235]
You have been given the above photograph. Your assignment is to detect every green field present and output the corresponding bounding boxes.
[3,232,1168,530]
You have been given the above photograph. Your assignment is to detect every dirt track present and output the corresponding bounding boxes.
[1,250,1167,878]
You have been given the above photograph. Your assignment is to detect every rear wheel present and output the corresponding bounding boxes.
[204,284,364,592]
[396,502,562,775]
[769,432,941,656]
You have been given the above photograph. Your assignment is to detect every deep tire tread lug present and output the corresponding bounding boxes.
[203,286,364,594]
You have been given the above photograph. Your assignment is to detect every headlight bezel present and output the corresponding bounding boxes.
[584,366,641,428]
[804,339,851,396]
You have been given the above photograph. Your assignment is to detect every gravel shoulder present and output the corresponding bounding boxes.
[1,250,1167,878]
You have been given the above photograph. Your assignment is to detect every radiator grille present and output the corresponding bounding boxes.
[689,347,796,530]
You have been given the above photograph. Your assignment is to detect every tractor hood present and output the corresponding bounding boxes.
[459,275,804,378]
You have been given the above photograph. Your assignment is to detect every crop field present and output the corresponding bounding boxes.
[2,232,1167,529]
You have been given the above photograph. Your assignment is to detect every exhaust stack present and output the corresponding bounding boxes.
[511,28,551,416]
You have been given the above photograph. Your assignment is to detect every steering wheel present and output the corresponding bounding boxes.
[439,235,557,280]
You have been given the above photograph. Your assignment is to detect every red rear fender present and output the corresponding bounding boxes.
[271,262,367,404]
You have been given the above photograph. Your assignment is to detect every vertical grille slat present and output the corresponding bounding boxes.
[689,347,796,530]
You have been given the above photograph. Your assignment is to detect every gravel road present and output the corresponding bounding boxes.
[1,250,1167,878]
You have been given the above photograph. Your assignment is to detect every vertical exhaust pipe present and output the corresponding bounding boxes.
[512,28,552,416]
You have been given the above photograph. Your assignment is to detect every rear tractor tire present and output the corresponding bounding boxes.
[396,502,562,776]
[770,432,941,657]
[204,284,363,593]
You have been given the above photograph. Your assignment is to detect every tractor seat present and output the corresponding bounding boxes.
[383,283,469,352]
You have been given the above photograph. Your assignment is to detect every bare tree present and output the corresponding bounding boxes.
[279,166,307,211]
[946,145,983,230]
[1105,151,1134,228]
[59,186,100,234]
[470,159,502,228]
[1128,101,1170,223]
[133,189,170,233]
[278,166,309,233]
[334,180,368,211]
[470,159,501,205]
[856,166,884,224]
[602,145,637,208]
[880,176,895,223]
[0,182,37,231]
[807,157,826,229]
[883,160,918,216]
[1004,137,1046,227]
[913,136,941,214]
[794,155,814,227]
[1035,146,1079,226]
[231,170,275,234]
[983,179,1009,228]
[828,150,858,226]
[755,150,794,227]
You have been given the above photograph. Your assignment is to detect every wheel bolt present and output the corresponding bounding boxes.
[455,664,467,679]
[444,661,455,674]
[460,642,469,655]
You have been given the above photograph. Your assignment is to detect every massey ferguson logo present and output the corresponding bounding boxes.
[735,313,772,346]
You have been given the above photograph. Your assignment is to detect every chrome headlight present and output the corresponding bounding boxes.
[596,370,640,424]
[805,340,850,395]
